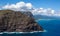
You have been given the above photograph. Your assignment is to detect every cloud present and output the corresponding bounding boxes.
[32,8,60,16]
[26,3,32,9]
[2,1,60,16]
[2,1,33,11]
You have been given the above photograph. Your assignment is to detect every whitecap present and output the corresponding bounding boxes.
[0,32,3,34]
[0,30,46,34]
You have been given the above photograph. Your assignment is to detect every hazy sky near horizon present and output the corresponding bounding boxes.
[0,0,60,10]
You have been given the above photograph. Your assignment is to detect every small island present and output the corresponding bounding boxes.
[0,10,43,32]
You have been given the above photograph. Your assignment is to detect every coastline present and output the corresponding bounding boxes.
[0,30,46,34]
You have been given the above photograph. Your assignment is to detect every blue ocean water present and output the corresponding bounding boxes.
[0,19,60,36]
[36,19,60,36]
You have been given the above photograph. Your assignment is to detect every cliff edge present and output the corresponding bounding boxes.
[0,10,43,32]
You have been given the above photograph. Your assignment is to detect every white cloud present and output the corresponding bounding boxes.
[26,3,32,9]
[2,1,33,11]
[32,8,60,16]
[2,1,60,16]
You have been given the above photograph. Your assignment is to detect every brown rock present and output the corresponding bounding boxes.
[0,10,43,32]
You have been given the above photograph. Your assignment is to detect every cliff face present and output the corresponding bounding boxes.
[0,10,43,32]
[21,11,33,18]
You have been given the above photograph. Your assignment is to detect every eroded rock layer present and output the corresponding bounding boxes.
[0,10,43,32]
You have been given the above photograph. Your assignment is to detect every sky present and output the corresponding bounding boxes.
[0,0,60,10]
[0,0,60,16]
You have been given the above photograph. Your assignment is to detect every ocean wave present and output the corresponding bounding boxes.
[0,30,46,34]
[35,19,57,21]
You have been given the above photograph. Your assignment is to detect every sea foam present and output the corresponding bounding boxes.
[0,30,46,34]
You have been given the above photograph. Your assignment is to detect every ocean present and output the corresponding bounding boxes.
[36,19,60,36]
[0,19,60,36]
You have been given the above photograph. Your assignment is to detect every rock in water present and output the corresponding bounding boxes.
[0,10,43,32]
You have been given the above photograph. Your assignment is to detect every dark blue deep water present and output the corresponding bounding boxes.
[36,19,60,36]
[0,19,60,36]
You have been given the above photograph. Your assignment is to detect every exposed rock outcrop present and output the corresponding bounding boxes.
[0,10,43,32]
[22,11,33,18]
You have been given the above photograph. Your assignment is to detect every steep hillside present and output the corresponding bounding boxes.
[0,10,43,32]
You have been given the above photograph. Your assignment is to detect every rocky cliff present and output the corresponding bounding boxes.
[0,10,43,32]
[21,11,33,18]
